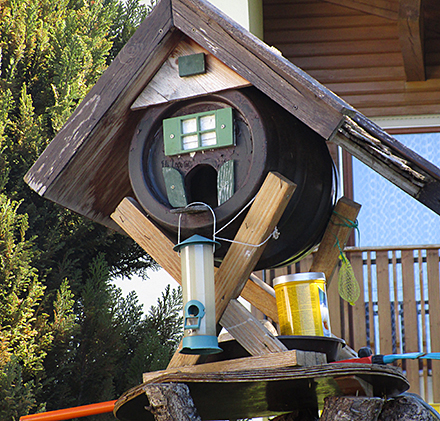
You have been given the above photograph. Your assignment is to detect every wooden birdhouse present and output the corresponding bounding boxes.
[24,0,440,419]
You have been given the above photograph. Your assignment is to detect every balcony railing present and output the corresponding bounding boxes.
[255,245,440,403]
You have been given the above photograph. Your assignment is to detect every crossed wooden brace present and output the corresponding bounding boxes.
[111,172,360,370]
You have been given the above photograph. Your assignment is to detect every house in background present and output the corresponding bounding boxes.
[212,0,440,403]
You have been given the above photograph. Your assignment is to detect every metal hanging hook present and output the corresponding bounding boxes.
[176,202,217,251]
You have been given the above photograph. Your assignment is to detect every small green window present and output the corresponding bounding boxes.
[163,108,234,156]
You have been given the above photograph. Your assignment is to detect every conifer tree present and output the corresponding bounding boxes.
[0,0,182,418]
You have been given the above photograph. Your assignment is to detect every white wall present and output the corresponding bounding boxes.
[207,0,263,39]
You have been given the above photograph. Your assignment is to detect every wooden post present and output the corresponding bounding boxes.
[144,383,201,421]
[111,197,278,320]
[427,249,440,403]
[219,299,288,355]
[310,196,361,284]
[401,250,420,395]
[213,172,296,320]
[168,172,296,368]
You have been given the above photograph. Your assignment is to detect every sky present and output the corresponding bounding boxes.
[112,268,179,313]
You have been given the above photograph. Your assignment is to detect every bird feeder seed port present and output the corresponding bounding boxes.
[173,234,222,355]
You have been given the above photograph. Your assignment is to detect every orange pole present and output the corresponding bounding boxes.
[19,400,117,421]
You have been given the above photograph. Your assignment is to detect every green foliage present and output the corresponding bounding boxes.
[123,285,183,387]
[0,357,44,421]
[0,194,49,374]
[40,255,183,416]
[108,0,156,63]
[0,0,184,418]
[0,193,76,419]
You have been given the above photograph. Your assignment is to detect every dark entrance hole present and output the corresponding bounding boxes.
[186,165,218,208]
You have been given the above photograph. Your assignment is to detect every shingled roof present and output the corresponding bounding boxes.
[25,0,440,228]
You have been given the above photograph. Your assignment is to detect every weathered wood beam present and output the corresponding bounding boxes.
[320,0,398,20]
[25,0,177,197]
[168,172,296,368]
[398,0,425,81]
[219,299,288,355]
[310,196,361,285]
[212,172,296,321]
[110,196,280,317]
[333,112,440,216]
[241,273,278,322]
[111,198,181,281]
[143,349,326,383]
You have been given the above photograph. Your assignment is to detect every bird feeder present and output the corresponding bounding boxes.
[173,234,222,355]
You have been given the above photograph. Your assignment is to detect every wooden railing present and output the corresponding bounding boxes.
[256,245,440,403]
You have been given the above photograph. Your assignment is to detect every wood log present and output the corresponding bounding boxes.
[144,383,201,421]
[320,396,384,421]
[378,394,436,421]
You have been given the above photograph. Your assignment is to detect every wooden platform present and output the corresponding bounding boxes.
[114,363,409,421]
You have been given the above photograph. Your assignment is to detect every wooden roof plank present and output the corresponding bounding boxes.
[172,0,351,140]
[263,2,362,19]
[291,52,403,70]
[398,0,425,81]
[264,14,391,31]
[24,0,176,196]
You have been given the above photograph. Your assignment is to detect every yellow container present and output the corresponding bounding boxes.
[273,272,331,337]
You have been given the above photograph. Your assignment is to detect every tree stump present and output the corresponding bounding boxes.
[144,383,201,421]
[378,394,436,420]
[320,396,384,421]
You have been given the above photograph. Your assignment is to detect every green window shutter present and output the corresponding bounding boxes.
[217,160,235,205]
[163,108,234,156]
[163,117,182,156]
[216,108,234,148]
[162,167,188,208]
